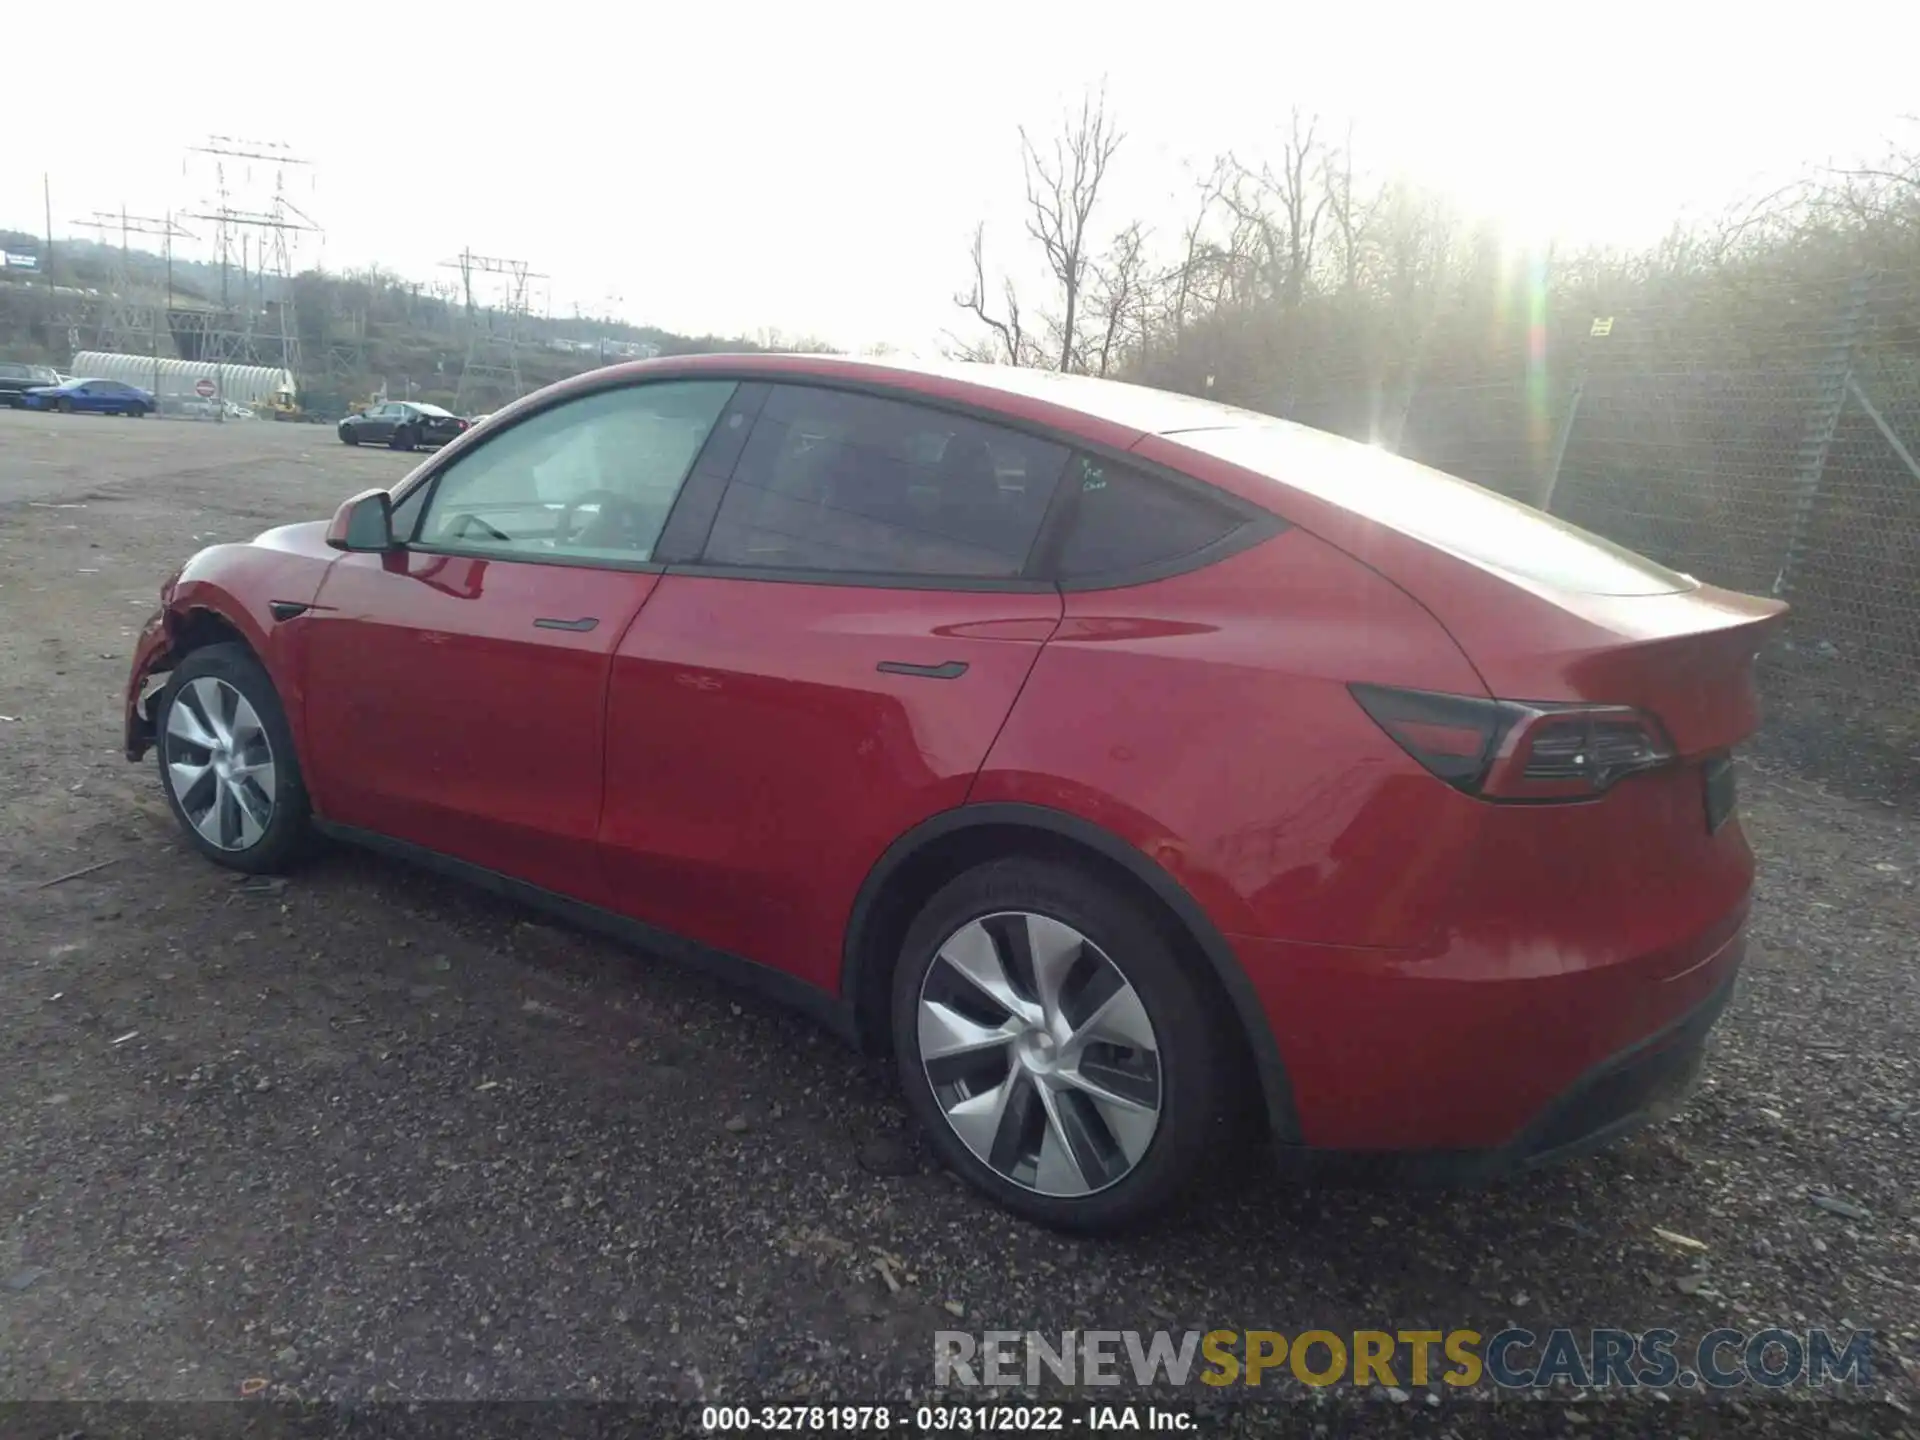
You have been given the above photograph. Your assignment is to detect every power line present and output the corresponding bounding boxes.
[440,249,549,411]
[69,208,198,357]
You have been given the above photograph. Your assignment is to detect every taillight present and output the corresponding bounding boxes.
[1348,684,1520,794]
[1349,684,1676,801]
[1519,714,1671,787]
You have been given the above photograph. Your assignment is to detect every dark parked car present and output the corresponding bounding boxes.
[338,401,469,451]
[123,355,1785,1232]
[21,377,156,416]
[0,361,60,408]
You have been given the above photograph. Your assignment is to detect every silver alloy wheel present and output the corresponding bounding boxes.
[163,676,277,852]
[916,912,1162,1197]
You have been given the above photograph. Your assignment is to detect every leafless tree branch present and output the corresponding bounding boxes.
[952,223,1024,365]
[1019,85,1125,370]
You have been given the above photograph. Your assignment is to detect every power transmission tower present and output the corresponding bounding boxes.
[441,249,546,412]
[179,138,319,375]
[71,209,197,356]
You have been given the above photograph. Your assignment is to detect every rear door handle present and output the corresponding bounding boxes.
[876,659,968,680]
[534,616,599,632]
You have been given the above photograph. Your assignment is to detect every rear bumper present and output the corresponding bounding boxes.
[1236,893,1748,1162]
[1273,963,1736,1185]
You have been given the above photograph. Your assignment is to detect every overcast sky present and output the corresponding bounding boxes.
[7,1,1915,351]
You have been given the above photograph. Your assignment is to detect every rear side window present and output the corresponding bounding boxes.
[702,385,1069,578]
[1053,455,1245,579]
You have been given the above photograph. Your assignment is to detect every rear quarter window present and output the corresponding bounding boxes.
[1175,422,1696,596]
[1052,455,1246,580]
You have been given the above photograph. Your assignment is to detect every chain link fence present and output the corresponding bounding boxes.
[1244,269,1920,796]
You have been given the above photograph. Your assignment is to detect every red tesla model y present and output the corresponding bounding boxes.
[124,355,1784,1231]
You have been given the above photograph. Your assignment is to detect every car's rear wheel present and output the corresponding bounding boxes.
[891,857,1223,1233]
[155,643,311,875]
[391,426,416,452]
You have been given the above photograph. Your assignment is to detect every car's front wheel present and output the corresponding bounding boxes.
[57,397,73,414]
[339,425,358,446]
[891,857,1224,1233]
[155,643,311,874]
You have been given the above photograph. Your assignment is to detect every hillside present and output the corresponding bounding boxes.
[0,228,831,415]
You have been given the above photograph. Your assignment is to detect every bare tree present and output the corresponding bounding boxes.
[1364,180,1460,449]
[953,223,1027,365]
[1166,158,1230,335]
[1019,87,1125,370]
[1222,110,1333,308]
[1085,222,1150,376]
[1322,124,1365,294]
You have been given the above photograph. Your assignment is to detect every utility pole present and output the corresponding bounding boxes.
[42,174,54,291]
[182,137,318,378]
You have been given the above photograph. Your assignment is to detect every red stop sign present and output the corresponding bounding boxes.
[195,378,216,398]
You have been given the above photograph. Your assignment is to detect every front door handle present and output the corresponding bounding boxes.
[876,659,968,680]
[534,616,599,632]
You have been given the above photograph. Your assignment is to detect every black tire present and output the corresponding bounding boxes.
[339,425,359,446]
[391,425,416,452]
[57,397,73,414]
[890,856,1225,1233]
[154,642,312,875]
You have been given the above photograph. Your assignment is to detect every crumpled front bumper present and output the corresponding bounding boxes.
[124,609,174,761]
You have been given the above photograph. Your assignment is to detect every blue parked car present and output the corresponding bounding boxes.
[23,377,156,416]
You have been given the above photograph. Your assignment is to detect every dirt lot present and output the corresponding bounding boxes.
[1,411,1916,1436]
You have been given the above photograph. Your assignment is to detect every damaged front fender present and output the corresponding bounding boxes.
[123,609,175,761]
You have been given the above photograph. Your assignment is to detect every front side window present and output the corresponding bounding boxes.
[415,380,735,563]
[702,385,1068,578]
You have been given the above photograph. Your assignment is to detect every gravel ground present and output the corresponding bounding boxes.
[1,411,1915,1438]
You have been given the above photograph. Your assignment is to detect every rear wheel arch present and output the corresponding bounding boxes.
[841,801,1298,1142]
